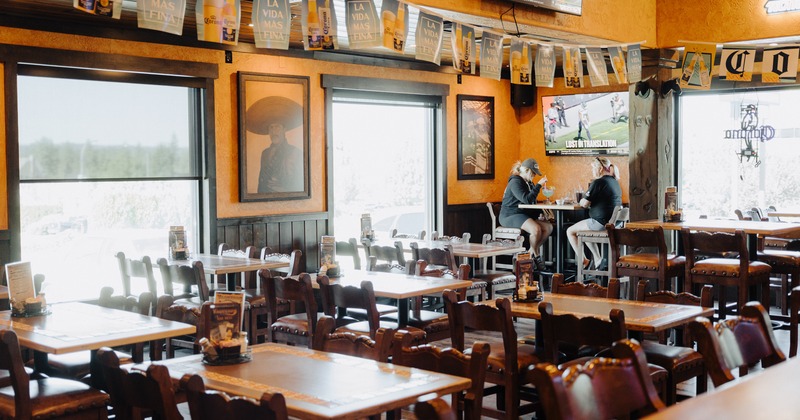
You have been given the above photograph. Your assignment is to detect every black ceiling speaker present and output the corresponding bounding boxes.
[511,83,536,107]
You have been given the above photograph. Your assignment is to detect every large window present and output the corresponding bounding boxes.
[17,69,206,301]
[331,91,440,242]
[679,88,800,219]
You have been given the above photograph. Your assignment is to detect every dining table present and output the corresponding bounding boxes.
[132,342,471,420]
[0,301,196,380]
[171,253,289,291]
[308,271,473,327]
[507,292,713,346]
[518,202,586,273]
[645,356,800,419]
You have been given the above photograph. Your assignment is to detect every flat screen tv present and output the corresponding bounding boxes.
[542,92,630,156]
[509,0,582,16]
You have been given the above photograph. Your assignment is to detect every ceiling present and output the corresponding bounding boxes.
[1,0,616,70]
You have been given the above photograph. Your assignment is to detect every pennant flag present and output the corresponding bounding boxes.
[607,46,628,84]
[626,44,642,83]
[679,43,716,90]
[479,30,504,80]
[75,0,122,19]
[563,46,584,88]
[318,0,339,50]
[252,0,291,49]
[720,46,756,81]
[585,47,609,86]
[451,23,476,74]
[137,0,186,35]
[535,43,556,87]
[381,0,408,53]
[344,0,381,49]
[510,39,532,85]
[196,0,241,45]
[762,46,799,83]
[414,10,443,65]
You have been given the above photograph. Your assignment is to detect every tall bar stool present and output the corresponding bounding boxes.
[608,224,686,298]
[575,206,629,283]
[682,228,771,319]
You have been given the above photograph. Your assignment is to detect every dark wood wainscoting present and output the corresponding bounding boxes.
[0,231,10,280]
[442,203,493,244]
[216,212,329,273]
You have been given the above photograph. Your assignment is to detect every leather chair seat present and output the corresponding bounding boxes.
[758,250,800,267]
[560,356,668,397]
[641,341,704,371]
[691,259,771,277]
[46,349,133,381]
[471,339,539,373]
[0,377,109,418]
[335,321,427,343]
[346,303,398,319]
[617,254,686,271]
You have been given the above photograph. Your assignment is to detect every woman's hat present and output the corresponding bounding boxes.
[246,96,303,134]
[520,158,542,176]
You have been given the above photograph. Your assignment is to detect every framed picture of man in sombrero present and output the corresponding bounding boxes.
[238,72,310,201]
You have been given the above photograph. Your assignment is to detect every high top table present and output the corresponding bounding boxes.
[133,342,470,420]
[518,203,586,273]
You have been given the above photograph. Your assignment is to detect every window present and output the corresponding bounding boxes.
[679,88,800,219]
[17,68,206,301]
[330,91,440,242]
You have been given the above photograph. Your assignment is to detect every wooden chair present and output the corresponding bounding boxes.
[444,290,539,419]
[682,228,771,319]
[635,280,712,405]
[46,287,154,381]
[311,315,393,362]
[156,258,207,302]
[391,228,426,240]
[335,237,362,270]
[414,397,457,420]
[689,301,785,387]
[115,251,158,310]
[757,240,800,316]
[411,242,486,302]
[363,239,407,271]
[260,247,303,278]
[552,272,620,299]
[575,206,629,282]
[97,348,182,420]
[392,330,489,419]
[218,243,259,289]
[430,231,471,243]
[0,330,109,419]
[154,294,201,359]
[318,278,426,343]
[531,339,665,420]
[247,250,302,345]
[261,272,320,348]
[790,285,800,357]
[486,202,525,271]
[473,234,523,300]
[182,374,288,420]
[608,224,685,299]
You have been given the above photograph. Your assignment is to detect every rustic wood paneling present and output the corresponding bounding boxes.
[216,212,329,273]
[443,203,493,243]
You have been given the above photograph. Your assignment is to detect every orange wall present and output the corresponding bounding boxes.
[657,0,800,48]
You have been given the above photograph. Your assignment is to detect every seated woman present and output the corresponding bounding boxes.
[567,157,622,270]
[498,158,554,271]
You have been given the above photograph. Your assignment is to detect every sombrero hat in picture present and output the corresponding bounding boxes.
[246,96,303,135]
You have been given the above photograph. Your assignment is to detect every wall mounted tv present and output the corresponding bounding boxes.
[542,92,630,156]
[509,0,582,16]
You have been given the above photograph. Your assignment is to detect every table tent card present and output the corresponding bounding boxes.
[214,290,246,331]
[5,262,36,314]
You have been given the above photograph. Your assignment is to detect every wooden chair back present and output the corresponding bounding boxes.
[260,272,318,348]
[683,228,749,262]
[531,339,665,420]
[157,258,207,301]
[391,229,426,240]
[182,374,288,420]
[363,238,406,269]
[335,238,362,270]
[538,300,627,364]
[218,243,259,288]
[431,232,471,243]
[261,247,303,277]
[410,242,458,271]
[636,280,713,345]
[791,286,800,357]
[115,251,158,300]
[155,294,201,359]
[414,397,457,420]
[318,277,380,337]
[98,348,182,420]
[552,273,620,299]
[391,330,489,419]
[311,315,392,362]
[689,301,785,387]
[608,225,667,257]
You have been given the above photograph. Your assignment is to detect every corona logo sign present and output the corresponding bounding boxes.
[723,104,776,166]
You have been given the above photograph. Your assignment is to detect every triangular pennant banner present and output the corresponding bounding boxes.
[479,30,504,80]
[607,46,628,84]
[137,0,186,35]
[563,46,584,88]
[585,47,609,86]
[761,46,799,83]
[720,46,756,81]
[535,43,556,87]
[414,10,443,65]
[196,0,241,45]
[252,0,291,49]
[381,0,408,53]
[344,0,380,49]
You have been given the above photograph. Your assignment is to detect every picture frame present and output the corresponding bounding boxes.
[457,95,495,180]
[238,72,310,202]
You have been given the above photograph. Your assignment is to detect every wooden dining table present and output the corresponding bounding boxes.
[645,356,800,419]
[0,301,195,378]
[133,342,471,420]
[519,203,586,273]
[309,271,473,327]
[364,238,526,271]
[171,253,289,291]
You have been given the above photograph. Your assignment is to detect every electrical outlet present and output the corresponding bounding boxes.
[457,74,462,84]
[225,51,233,64]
